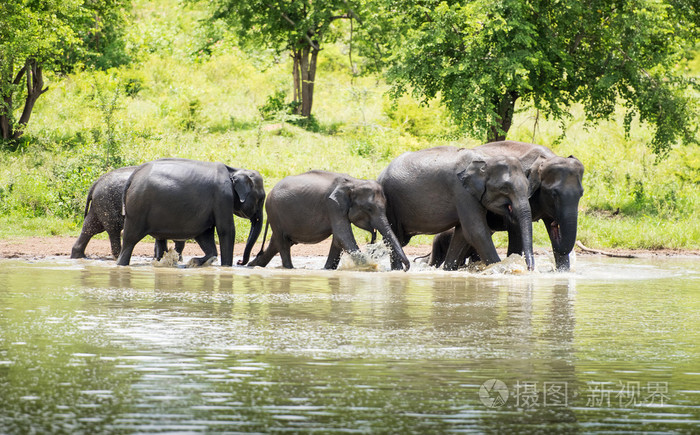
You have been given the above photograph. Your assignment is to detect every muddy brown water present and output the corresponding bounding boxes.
[0,251,699,433]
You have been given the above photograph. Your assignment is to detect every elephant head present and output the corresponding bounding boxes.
[459,155,535,270]
[527,155,584,270]
[229,168,266,266]
[330,179,411,271]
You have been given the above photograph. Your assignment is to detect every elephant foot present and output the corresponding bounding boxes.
[554,252,570,271]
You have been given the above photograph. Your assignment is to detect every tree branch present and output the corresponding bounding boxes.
[341,0,363,24]
[576,241,636,258]
[268,3,320,50]
[616,47,658,86]
[13,65,26,85]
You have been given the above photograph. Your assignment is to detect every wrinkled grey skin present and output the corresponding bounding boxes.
[379,146,535,271]
[248,170,410,270]
[116,158,265,267]
[70,167,184,260]
[429,141,584,271]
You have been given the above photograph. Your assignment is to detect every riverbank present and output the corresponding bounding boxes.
[1,236,698,261]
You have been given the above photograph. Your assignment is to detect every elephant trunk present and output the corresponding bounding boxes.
[375,216,410,271]
[550,212,578,271]
[238,210,263,266]
[515,200,535,271]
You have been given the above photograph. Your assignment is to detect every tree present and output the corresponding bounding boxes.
[0,0,130,144]
[208,0,362,118]
[375,0,698,154]
[61,0,133,71]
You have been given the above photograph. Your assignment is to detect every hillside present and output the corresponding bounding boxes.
[0,0,698,250]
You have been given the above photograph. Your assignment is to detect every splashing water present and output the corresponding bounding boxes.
[186,256,217,268]
[477,254,528,275]
[152,249,180,268]
[337,243,392,272]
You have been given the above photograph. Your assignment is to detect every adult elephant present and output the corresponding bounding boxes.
[116,158,265,267]
[70,166,184,260]
[429,141,584,271]
[248,170,410,270]
[378,146,535,271]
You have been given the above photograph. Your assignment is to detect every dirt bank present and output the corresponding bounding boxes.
[1,236,698,261]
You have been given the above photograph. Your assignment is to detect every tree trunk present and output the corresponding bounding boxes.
[291,43,319,118]
[0,100,10,140]
[487,90,519,142]
[1,60,23,140]
[13,59,48,139]
[291,50,301,115]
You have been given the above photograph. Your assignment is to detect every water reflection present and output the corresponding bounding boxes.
[0,257,699,432]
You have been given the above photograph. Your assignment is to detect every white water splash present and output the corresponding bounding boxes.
[152,249,180,268]
[186,256,217,268]
[477,254,528,275]
[337,243,392,272]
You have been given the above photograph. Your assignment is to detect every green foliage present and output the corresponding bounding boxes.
[0,0,132,144]
[374,0,699,155]
[382,94,459,138]
[258,90,294,121]
[59,0,134,71]
[0,0,697,252]
[91,72,125,168]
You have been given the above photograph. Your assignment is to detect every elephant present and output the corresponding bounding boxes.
[116,158,265,267]
[378,146,535,271]
[70,166,184,260]
[429,141,584,271]
[247,170,411,270]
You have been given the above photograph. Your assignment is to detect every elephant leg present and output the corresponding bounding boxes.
[467,246,481,264]
[456,203,500,266]
[324,239,344,270]
[116,220,146,266]
[248,236,281,268]
[215,221,234,267]
[443,227,471,271]
[154,239,168,260]
[553,251,570,271]
[70,214,104,259]
[429,229,454,268]
[174,241,185,261]
[102,230,121,259]
[277,236,294,269]
[192,227,218,266]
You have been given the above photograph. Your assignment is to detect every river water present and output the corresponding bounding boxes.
[0,253,699,433]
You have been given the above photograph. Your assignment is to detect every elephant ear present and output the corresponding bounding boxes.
[457,160,487,200]
[328,180,352,215]
[568,155,585,176]
[231,173,254,203]
[525,155,547,197]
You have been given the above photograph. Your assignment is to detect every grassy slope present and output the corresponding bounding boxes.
[0,0,698,250]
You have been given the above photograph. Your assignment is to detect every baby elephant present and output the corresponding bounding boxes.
[248,170,410,270]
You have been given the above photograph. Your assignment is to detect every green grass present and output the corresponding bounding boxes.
[1,0,698,251]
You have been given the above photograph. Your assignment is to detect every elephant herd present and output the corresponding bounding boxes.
[70,140,584,272]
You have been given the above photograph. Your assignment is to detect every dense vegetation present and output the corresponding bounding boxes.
[0,0,698,251]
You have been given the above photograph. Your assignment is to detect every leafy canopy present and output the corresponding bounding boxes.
[377,0,698,155]
[207,0,357,54]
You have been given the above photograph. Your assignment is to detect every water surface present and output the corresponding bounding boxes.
[1,255,699,433]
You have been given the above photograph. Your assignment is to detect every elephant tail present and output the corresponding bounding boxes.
[256,220,270,257]
[121,174,134,217]
[83,182,98,218]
